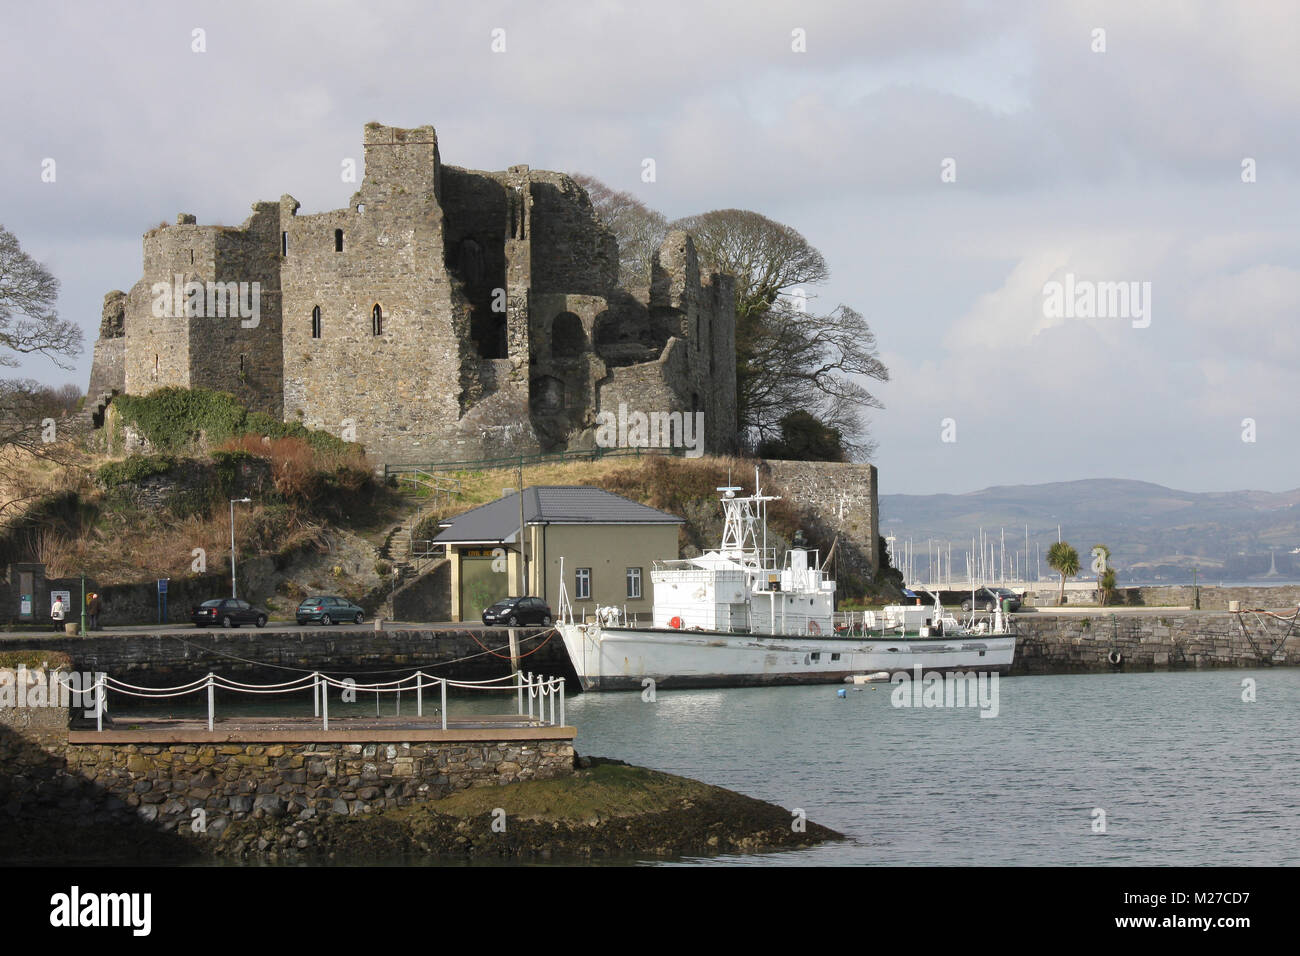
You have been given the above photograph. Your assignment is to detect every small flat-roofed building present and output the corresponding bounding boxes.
[434,486,683,623]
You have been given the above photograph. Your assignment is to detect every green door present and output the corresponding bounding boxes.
[460,556,510,622]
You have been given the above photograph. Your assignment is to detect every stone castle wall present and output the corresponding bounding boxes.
[90,122,738,467]
[764,460,880,582]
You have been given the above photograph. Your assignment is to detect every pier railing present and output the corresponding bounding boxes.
[62,670,566,733]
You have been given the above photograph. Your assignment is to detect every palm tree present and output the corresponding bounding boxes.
[1047,541,1080,606]
[1100,567,1118,606]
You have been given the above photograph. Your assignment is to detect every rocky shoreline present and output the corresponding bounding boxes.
[1,754,841,865]
[211,758,842,862]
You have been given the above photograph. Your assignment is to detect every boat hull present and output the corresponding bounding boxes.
[558,623,1016,692]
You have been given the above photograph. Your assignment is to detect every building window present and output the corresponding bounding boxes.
[551,311,585,358]
[334,228,344,252]
[281,232,288,256]
[575,568,591,600]
[372,304,383,336]
[311,306,321,339]
[626,567,642,599]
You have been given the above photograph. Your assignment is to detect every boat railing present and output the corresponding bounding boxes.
[61,670,568,732]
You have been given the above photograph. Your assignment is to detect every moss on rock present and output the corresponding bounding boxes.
[214,758,843,862]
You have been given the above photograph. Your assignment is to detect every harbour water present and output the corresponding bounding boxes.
[562,668,1299,866]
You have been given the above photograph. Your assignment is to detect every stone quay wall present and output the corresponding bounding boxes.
[1022,584,1300,610]
[0,626,569,687]
[1010,611,1298,675]
[60,733,575,840]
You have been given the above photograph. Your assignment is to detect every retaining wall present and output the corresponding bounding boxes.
[1010,611,1297,674]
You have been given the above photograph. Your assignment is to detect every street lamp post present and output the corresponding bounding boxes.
[230,498,251,598]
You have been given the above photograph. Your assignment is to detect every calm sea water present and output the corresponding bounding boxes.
[123,669,1299,866]
[562,669,1299,866]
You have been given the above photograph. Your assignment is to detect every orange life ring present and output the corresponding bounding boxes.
[668,616,683,629]
[808,620,821,635]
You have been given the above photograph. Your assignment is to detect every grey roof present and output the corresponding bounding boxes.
[434,486,683,545]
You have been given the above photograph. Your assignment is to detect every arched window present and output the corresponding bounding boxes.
[334,229,343,252]
[311,306,321,339]
[372,304,383,336]
[551,311,585,358]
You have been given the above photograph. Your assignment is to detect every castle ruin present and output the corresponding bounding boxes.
[87,123,737,464]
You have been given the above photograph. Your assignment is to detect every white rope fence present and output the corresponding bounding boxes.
[58,670,566,733]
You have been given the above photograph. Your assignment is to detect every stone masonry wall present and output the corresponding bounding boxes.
[0,626,567,686]
[764,460,879,582]
[1011,610,1299,674]
[1022,584,1300,610]
[60,736,575,840]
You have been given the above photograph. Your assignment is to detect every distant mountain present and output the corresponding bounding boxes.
[878,479,1300,582]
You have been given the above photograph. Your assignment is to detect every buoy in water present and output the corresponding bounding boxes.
[836,688,847,698]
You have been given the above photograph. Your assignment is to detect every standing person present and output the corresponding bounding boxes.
[51,595,66,632]
[87,592,101,631]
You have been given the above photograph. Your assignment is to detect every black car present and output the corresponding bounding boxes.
[482,596,553,627]
[961,587,1022,613]
[296,595,365,626]
[192,598,268,628]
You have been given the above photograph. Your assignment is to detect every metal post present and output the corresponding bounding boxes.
[549,678,556,726]
[416,672,423,717]
[207,674,214,732]
[230,497,250,599]
[440,679,447,731]
[517,672,523,715]
[230,498,237,598]
[527,672,533,720]
[559,680,565,727]
[322,678,329,731]
[313,673,320,717]
[96,676,103,732]
[80,574,86,634]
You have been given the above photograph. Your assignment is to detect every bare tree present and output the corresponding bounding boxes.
[570,174,669,288]
[1,225,84,518]
[670,210,887,459]
[1,226,81,369]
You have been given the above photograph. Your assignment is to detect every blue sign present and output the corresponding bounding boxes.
[157,579,168,594]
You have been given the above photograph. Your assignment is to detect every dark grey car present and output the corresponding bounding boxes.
[297,595,365,625]
[961,587,1022,613]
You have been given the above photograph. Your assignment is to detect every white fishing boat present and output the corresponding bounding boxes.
[555,472,1016,691]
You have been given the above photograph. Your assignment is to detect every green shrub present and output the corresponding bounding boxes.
[96,455,177,487]
[113,388,247,451]
[113,387,355,456]
[0,651,73,669]
[211,449,263,495]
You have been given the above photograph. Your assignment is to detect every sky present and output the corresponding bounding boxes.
[3,0,1298,496]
